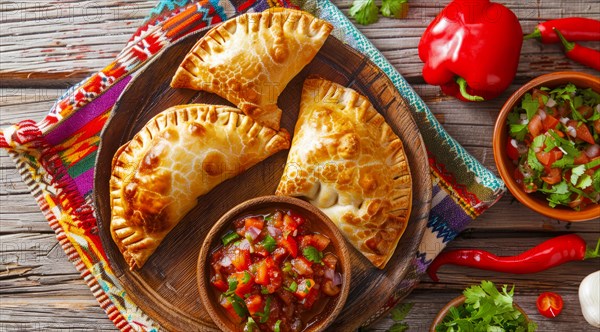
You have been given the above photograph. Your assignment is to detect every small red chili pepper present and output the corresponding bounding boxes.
[537,292,564,318]
[427,234,600,282]
[524,17,600,43]
[554,28,600,71]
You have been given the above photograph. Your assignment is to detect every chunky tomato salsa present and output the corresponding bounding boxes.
[209,209,343,332]
[506,83,600,210]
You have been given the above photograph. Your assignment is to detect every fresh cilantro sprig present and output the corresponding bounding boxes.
[350,0,409,25]
[262,234,276,253]
[436,281,537,332]
[302,246,324,264]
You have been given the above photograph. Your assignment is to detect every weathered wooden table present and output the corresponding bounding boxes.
[1,1,599,331]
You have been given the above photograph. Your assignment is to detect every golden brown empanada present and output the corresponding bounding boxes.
[171,8,333,130]
[110,104,290,269]
[276,78,412,269]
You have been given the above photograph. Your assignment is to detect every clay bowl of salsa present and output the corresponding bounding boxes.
[197,195,351,332]
[493,71,600,222]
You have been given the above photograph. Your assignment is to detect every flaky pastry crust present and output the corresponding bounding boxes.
[276,78,412,269]
[110,104,290,269]
[171,8,333,130]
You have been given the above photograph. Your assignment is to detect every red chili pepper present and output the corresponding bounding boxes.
[427,234,600,282]
[524,18,600,43]
[418,0,522,102]
[554,28,600,71]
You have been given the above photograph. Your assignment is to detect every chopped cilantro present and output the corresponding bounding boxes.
[521,93,539,121]
[570,165,586,185]
[528,147,543,172]
[262,234,277,253]
[302,246,324,264]
[244,316,258,332]
[241,271,251,284]
[349,0,379,25]
[224,277,238,296]
[593,169,600,192]
[230,294,249,318]
[284,281,298,293]
[274,320,282,332]
[381,0,408,18]
[255,296,271,323]
[436,281,537,332]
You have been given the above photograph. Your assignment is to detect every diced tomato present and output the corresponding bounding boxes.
[541,168,562,185]
[245,294,264,316]
[577,105,594,119]
[278,235,298,258]
[264,257,282,293]
[542,114,559,131]
[282,214,298,234]
[254,259,269,285]
[302,285,320,309]
[573,152,590,165]
[294,278,315,299]
[532,88,548,107]
[244,217,264,231]
[271,247,288,264]
[528,114,543,137]
[229,271,254,297]
[594,119,600,134]
[536,149,563,168]
[299,234,331,251]
[506,139,520,160]
[537,292,564,318]
[567,120,595,144]
[211,277,229,292]
[291,257,313,276]
[287,210,306,226]
[513,167,524,186]
[230,248,251,271]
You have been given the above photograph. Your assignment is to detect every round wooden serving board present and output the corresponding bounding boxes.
[94,31,431,331]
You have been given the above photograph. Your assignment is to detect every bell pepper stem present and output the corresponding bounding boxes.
[553,28,575,52]
[523,28,541,41]
[456,77,484,102]
[584,238,600,260]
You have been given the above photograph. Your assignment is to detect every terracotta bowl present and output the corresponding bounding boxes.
[429,295,530,332]
[493,71,600,222]
[197,195,351,332]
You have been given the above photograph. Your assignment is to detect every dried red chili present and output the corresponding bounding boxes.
[554,28,600,71]
[427,234,600,282]
[524,17,600,43]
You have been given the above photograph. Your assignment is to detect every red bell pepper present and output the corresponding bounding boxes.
[418,0,523,102]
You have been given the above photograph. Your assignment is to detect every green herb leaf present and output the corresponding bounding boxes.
[274,320,282,332]
[388,322,409,332]
[222,231,240,246]
[521,93,539,121]
[255,296,272,323]
[593,169,600,192]
[302,246,323,263]
[350,0,379,25]
[225,276,239,296]
[552,155,574,168]
[548,130,580,157]
[380,0,408,18]
[390,303,413,322]
[262,234,277,253]
[577,174,592,189]
[261,287,269,295]
[571,164,586,185]
[510,124,529,141]
[586,158,600,170]
[528,147,544,172]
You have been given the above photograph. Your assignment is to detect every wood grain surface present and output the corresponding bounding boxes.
[93,33,430,331]
[1,1,599,331]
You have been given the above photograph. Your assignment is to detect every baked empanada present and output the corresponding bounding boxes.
[110,104,290,269]
[276,78,412,269]
[171,8,333,130]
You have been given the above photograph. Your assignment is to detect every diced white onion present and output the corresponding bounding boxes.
[267,226,282,238]
[246,226,261,241]
[586,144,600,158]
[220,256,232,267]
[596,104,600,113]
[333,272,342,286]
[238,239,251,251]
[567,126,577,138]
[559,146,568,155]
[560,117,570,125]
[546,98,557,108]
[538,109,547,120]
[519,113,529,125]
[324,268,335,280]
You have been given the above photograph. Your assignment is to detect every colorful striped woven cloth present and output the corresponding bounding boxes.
[0,0,505,330]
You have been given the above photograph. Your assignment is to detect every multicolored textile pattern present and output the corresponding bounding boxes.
[0,0,505,331]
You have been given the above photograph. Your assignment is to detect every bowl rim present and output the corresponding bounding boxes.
[493,71,600,222]
[197,195,352,332]
[429,294,530,331]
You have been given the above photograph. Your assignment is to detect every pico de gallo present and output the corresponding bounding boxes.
[506,83,600,210]
[209,209,343,332]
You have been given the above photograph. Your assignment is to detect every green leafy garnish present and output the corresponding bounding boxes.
[349,0,379,25]
[436,281,537,332]
[521,93,539,121]
[570,165,586,186]
[255,296,272,323]
[274,320,282,332]
[388,302,413,332]
[262,234,277,253]
[241,271,251,284]
[222,231,240,246]
[302,246,323,264]
[225,276,239,296]
[381,0,408,18]
[593,169,600,192]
